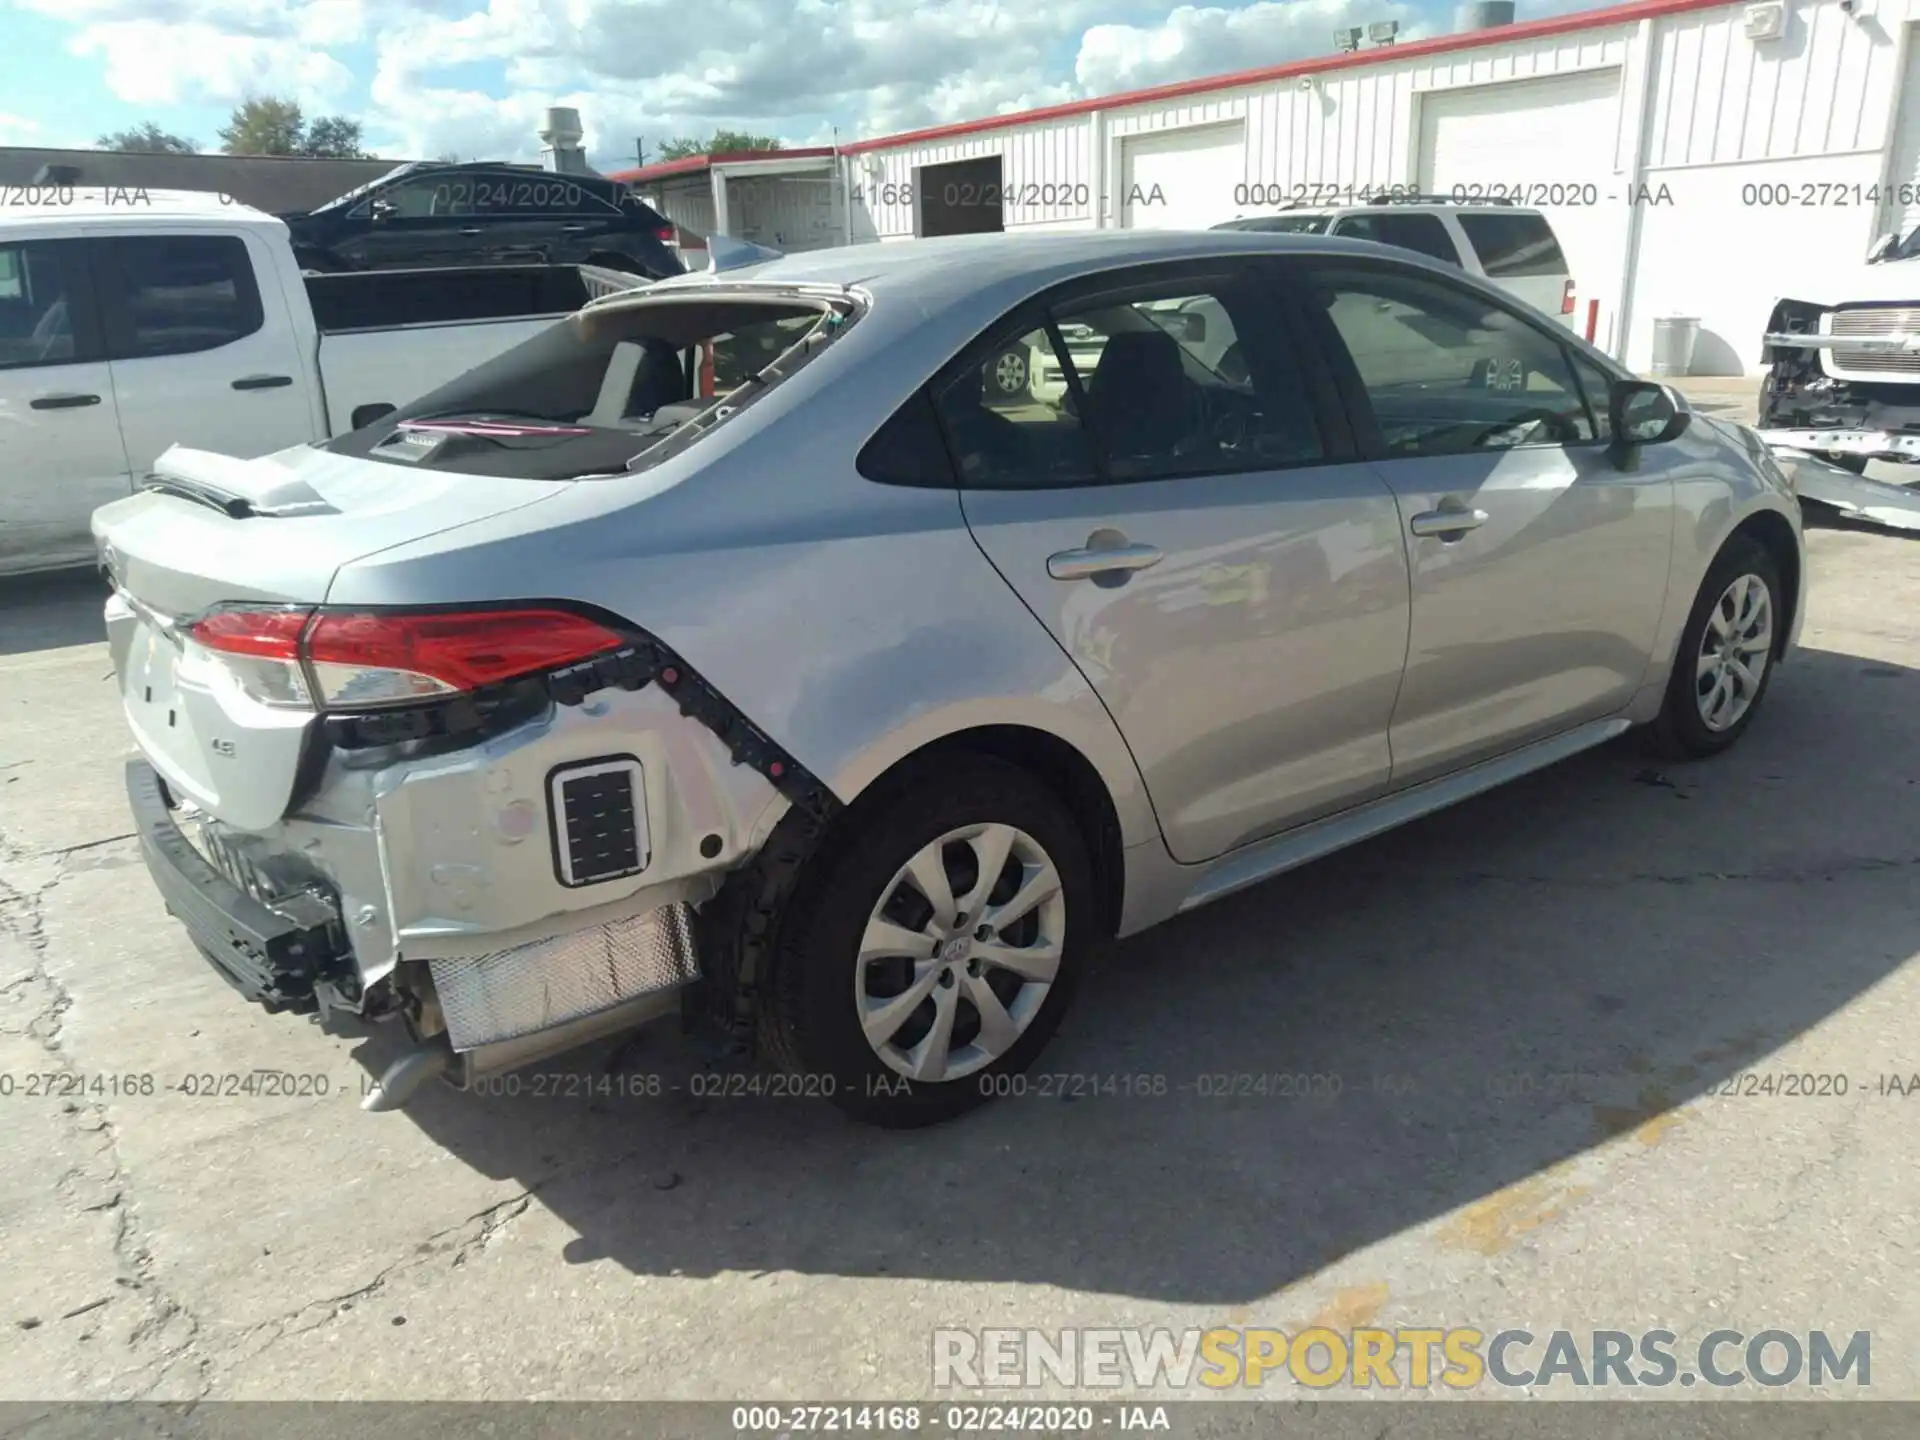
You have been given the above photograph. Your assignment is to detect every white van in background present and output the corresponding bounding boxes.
[1213,197,1581,328]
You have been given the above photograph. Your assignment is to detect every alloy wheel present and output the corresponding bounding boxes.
[855,823,1066,1082]
[1694,573,1773,732]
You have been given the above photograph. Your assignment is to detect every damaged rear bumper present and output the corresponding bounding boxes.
[127,745,713,1110]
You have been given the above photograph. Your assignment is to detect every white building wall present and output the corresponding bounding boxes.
[850,0,1919,372]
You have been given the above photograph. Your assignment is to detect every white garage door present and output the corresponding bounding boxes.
[1884,25,1920,244]
[1120,123,1246,231]
[1418,70,1623,334]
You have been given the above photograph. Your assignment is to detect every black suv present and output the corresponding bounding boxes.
[285,162,685,280]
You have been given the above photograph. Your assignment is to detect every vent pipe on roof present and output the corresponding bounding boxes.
[1457,0,1516,28]
[540,106,591,174]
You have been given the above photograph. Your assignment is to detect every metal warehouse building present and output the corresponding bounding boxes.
[619,0,1920,375]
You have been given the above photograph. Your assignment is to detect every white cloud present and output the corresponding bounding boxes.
[9,0,1499,163]
[0,113,44,143]
[68,19,358,107]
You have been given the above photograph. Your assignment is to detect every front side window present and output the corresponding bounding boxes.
[0,241,94,368]
[382,177,469,218]
[929,270,1326,489]
[1331,212,1461,265]
[1305,263,1596,456]
[100,235,262,359]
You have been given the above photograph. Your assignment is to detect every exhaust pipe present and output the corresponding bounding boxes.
[362,1038,454,1111]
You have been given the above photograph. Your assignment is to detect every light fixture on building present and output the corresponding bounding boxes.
[1369,20,1400,43]
[1333,26,1363,50]
[1742,1,1787,40]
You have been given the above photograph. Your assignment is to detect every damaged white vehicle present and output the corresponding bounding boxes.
[1757,223,1920,531]
[96,231,1805,1127]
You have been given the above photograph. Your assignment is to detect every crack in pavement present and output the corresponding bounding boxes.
[209,1134,657,1379]
[0,824,213,1400]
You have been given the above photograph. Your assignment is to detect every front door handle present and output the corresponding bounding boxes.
[1409,506,1490,538]
[30,393,100,410]
[232,375,293,391]
[1047,542,1164,581]
[459,227,483,236]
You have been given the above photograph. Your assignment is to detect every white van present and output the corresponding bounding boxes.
[1213,197,1580,327]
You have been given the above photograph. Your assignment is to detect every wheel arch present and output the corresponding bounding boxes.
[1726,506,1802,661]
[857,724,1130,941]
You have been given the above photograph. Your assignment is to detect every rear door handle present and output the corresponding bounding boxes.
[30,393,100,410]
[1047,542,1164,580]
[1409,506,1489,537]
[232,375,294,391]
[459,227,483,235]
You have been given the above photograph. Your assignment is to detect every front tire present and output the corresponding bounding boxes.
[760,756,1094,1127]
[1645,535,1783,758]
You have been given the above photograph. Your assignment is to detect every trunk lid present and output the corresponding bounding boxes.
[95,443,570,831]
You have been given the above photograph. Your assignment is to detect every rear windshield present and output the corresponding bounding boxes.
[325,292,857,481]
[1455,212,1567,278]
[1217,215,1332,234]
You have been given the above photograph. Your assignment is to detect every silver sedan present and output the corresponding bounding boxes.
[93,228,1804,1127]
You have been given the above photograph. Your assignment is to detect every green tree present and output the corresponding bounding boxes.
[657,129,784,160]
[218,96,371,158]
[96,123,198,154]
[301,115,370,159]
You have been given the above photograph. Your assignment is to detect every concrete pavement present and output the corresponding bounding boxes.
[1,520,1917,1403]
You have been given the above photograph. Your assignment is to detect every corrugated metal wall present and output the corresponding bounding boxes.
[847,0,1918,368]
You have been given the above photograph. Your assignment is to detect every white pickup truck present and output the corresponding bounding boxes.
[1,188,631,576]
[1758,224,1920,471]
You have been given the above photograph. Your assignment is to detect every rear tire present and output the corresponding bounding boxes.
[760,755,1094,1128]
[986,347,1031,401]
[1643,535,1783,759]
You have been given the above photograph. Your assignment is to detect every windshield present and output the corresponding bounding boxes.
[311,161,429,214]
[325,291,859,480]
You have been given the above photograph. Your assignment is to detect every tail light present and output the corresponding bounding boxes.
[655,224,676,243]
[1561,278,1577,315]
[187,605,626,712]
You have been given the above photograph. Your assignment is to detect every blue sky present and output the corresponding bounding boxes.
[0,0,1601,168]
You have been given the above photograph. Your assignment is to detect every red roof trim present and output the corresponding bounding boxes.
[842,0,1731,153]
[608,146,839,185]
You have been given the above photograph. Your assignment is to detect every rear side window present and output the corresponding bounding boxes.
[99,235,262,359]
[1456,212,1568,278]
[1331,213,1461,265]
[0,240,100,369]
[858,390,956,487]
[926,266,1327,489]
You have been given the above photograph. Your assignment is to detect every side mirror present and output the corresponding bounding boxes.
[351,402,397,430]
[369,199,395,223]
[1868,232,1897,262]
[1608,379,1690,467]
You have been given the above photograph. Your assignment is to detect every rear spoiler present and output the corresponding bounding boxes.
[138,447,336,519]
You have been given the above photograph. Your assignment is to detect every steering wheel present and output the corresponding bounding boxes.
[1467,406,1578,450]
